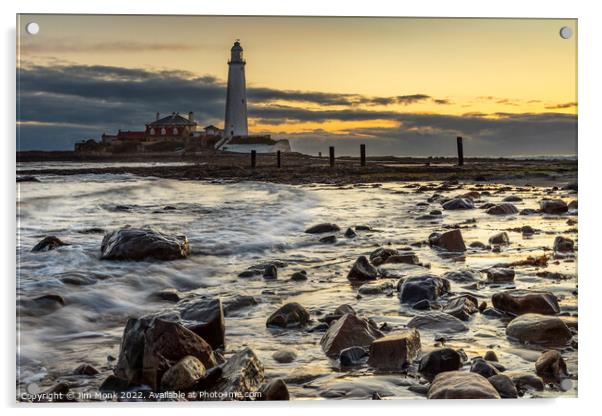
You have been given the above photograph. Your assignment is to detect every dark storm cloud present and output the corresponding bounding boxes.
[17,63,577,156]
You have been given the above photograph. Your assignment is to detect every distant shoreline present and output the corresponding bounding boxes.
[17,151,577,186]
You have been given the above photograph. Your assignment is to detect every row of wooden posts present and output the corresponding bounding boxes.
[249,137,465,168]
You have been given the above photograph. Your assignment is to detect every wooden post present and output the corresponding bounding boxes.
[456,136,464,166]
[251,150,256,168]
[277,150,281,168]
[360,144,366,166]
[329,146,335,167]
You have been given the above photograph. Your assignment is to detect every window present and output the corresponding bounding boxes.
[161,128,166,135]
[150,128,155,135]
[173,128,178,135]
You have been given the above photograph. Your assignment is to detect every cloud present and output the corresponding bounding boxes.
[21,40,213,54]
[17,63,577,156]
[545,102,577,110]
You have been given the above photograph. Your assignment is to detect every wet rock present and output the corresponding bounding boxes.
[181,298,225,349]
[485,268,515,284]
[207,347,264,400]
[339,346,368,366]
[507,372,545,393]
[553,236,574,253]
[484,351,498,362]
[399,275,450,304]
[101,227,189,261]
[223,295,258,315]
[31,236,69,252]
[19,294,65,316]
[417,214,438,221]
[428,229,466,252]
[443,295,479,321]
[489,232,510,246]
[486,203,519,215]
[430,209,442,216]
[412,299,434,310]
[383,253,420,265]
[17,175,40,182]
[506,314,572,345]
[150,288,181,302]
[470,358,500,378]
[73,363,100,376]
[535,350,568,380]
[266,302,310,328]
[290,271,308,281]
[319,235,337,244]
[344,228,357,238]
[418,348,462,380]
[99,375,129,393]
[272,349,297,363]
[355,225,371,231]
[238,269,262,278]
[407,312,468,333]
[520,208,540,215]
[58,272,97,286]
[482,307,506,318]
[503,195,523,202]
[263,264,278,279]
[369,247,399,266]
[492,289,560,316]
[488,374,518,398]
[308,323,329,333]
[442,198,474,210]
[320,314,384,358]
[568,200,578,210]
[258,379,290,400]
[114,317,217,389]
[367,329,421,370]
[479,202,496,209]
[521,225,536,235]
[305,223,340,234]
[540,199,568,214]
[347,255,378,281]
[160,355,206,391]
[442,269,479,282]
[358,281,394,295]
[428,371,500,399]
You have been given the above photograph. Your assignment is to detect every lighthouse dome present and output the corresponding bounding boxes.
[231,40,243,51]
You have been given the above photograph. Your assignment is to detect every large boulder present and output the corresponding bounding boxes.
[492,290,560,316]
[207,347,265,400]
[31,236,69,252]
[442,198,474,210]
[101,227,189,261]
[160,355,206,391]
[180,298,226,350]
[506,314,572,345]
[114,317,217,390]
[418,348,463,381]
[486,203,518,216]
[305,223,340,234]
[443,295,479,321]
[320,314,384,358]
[540,199,568,214]
[266,302,310,328]
[428,371,500,399]
[367,329,421,370]
[407,312,468,333]
[399,275,450,304]
[553,236,575,253]
[428,229,466,252]
[347,256,378,281]
[535,350,568,380]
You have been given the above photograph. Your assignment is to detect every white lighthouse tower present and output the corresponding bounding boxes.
[224,40,248,139]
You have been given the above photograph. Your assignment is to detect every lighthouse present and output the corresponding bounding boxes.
[224,40,248,139]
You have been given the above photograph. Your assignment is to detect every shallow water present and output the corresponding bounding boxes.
[16,167,578,400]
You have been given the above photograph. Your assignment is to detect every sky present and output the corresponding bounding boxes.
[16,15,577,156]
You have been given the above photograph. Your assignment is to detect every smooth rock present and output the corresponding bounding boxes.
[320,314,384,358]
[407,312,468,333]
[339,346,368,366]
[540,199,568,215]
[272,349,297,364]
[506,314,572,344]
[489,232,510,246]
[367,329,421,370]
[266,302,310,328]
[553,236,574,253]
[488,374,518,398]
[418,348,462,380]
[492,290,560,316]
[258,379,290,400]
[507,371,545,392]
[31,236,69,252]
[369,247,399,266]
[486,204,519,216]
[485,268,515,284]
[344,228,357,238]
[319,235,337,244]
[101,227,189,261]
[347,255,378,281]
[442,269,479,282]
[428,371,500,399]
[428,229,466,252]
[535,350,568,380]
[503,195,523,202]
[290,271,308,281]
[442,198,475,210]
[399,275,450,304]
[470,358,500,378]
[305,223,340,234]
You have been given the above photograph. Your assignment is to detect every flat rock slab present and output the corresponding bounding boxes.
[367,329,421,370]
[506,313,572,345]
[101,227,189,261]
[407,312,468,333]
[428,371,500,399]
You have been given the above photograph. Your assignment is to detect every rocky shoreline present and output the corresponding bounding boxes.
[17,177,578,402]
